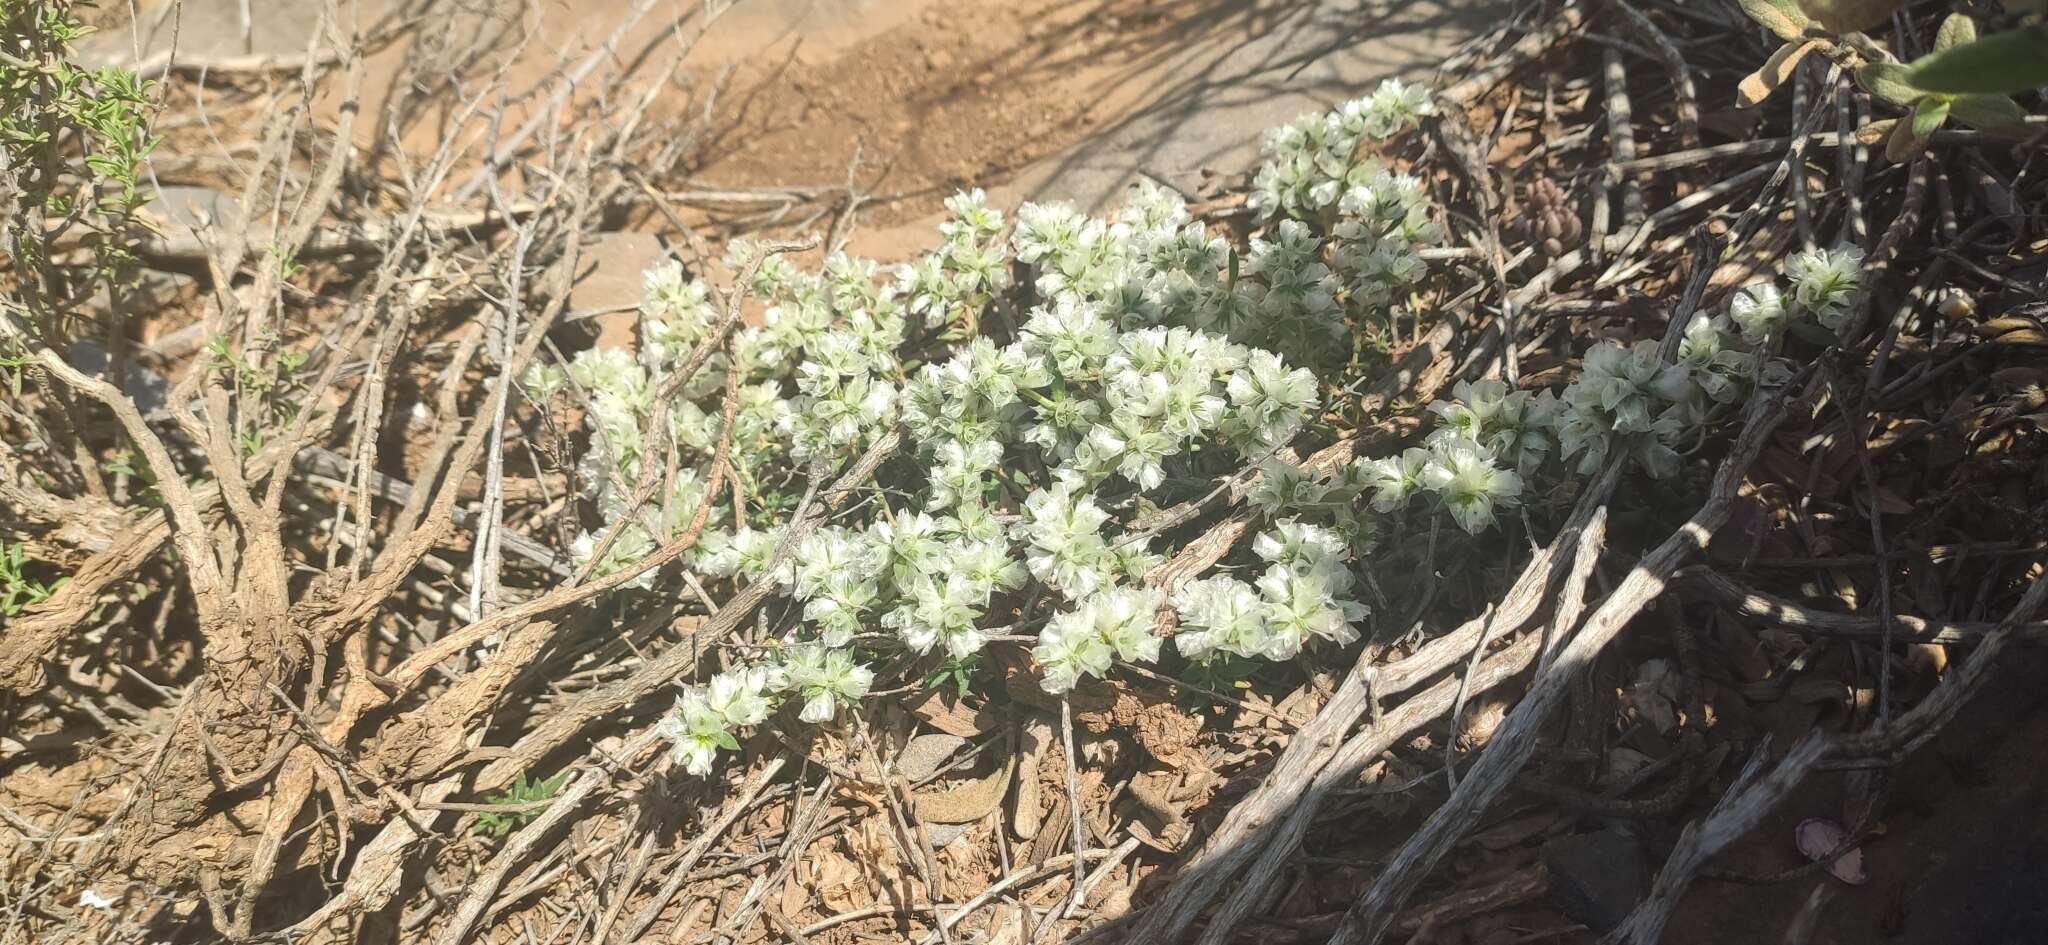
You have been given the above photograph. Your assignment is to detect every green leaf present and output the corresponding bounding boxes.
[1935,13,1977,52]
[1908,25,2048,95]
[1949,93,2031,134]
[1910,96,1951,138]
[1740,0,1814,41]
[1856,63,1925,106]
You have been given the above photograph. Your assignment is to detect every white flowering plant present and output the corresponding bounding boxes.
[515,79,1848,776]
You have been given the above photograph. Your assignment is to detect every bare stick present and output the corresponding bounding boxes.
[450,0,664,200]
[617,757,789,942]
[1190,503,1612,945]
[1607,0,1699,155]
[1061,698,1088,910]
[430,730,661,945]
[1331,392,1790,945]
[1676,566,2048,644]
[1132,458,1624,945]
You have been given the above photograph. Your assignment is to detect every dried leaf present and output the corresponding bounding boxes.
[913,743,1016,824]
[908,689,997,737]
[1622,660,1683,736]
[1795,818,1869,884]
[1854,118,1898,146]
[1991,366,2046,392]
[1980,316,2048,346]
[897,733,968,782]
[1739,41,1819,107]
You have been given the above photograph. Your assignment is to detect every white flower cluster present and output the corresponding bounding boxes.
[1170,518,1366,664]
[657,646,875,774]
[1251,78,1434,220]
[527,235,926,579]
[898,189,1012,332]
[1552,309,1778,480]
[1731,243,1865,340]
[894,183,1366,693]
[1034,586,1162,693]
[601,96,1864,778]
[1032,515,1374,694]
[522,89,1463,773]
[1240,80,1439,349]
[1546,244,1859,480]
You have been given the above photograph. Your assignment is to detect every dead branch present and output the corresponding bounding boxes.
[1676,566,2048,645]
[1330,387,1791,945]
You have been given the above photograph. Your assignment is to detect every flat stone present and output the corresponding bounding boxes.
[1541,826,1650,932]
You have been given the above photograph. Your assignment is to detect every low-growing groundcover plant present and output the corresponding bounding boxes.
[517,81,1857,778]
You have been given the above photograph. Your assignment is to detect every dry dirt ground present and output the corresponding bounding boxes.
[25,3,2048,945]
[91,0,1495,256]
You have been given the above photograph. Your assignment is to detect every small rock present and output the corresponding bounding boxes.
[927,821,973,847]
[897,733,968,783]
[1541,826,1650,932]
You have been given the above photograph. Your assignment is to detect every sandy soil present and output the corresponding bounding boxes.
[93,0,1494,258]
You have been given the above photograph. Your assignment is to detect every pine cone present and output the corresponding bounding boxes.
[1514,177,1582,257]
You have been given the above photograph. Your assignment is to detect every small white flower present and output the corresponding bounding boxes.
[783,646,874,723]
[660,690,737,776]
[1035,609,1115,693]
[1729,281,1788,343]
[1246,457,1322,515]
[1015,475,1115,600]
[1784,244,1864,331]
[1420,437,1523,534]
[1226,349,1317,448]
[1033,585,1162,692]
[1358,447,1432,512]
[1256,564,1366,658]
[1093,586,1164,663]
[1171,576,1268,663]
[569,524,657,590]
[519,362,568,403]
[1253,518,1349,577]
